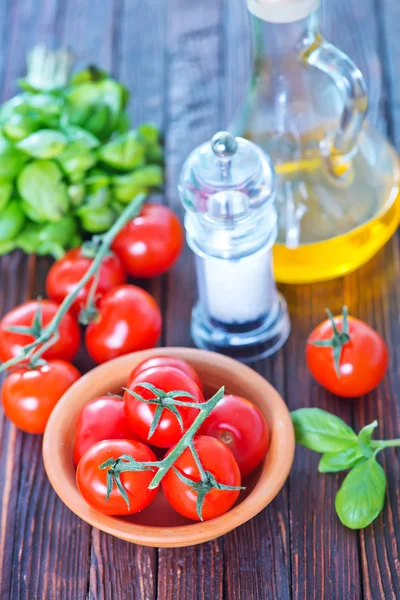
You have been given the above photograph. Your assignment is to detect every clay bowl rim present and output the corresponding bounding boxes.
[43,347,295,548]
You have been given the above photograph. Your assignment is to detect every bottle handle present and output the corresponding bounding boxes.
[304,35,368,170]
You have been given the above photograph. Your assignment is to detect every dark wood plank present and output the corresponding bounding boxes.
[88,530,156,600]
[158,1,226,599]
[0,1,92,598]
[83,1,167,597]
[158,541,224,600]
[223,359,291,600]
[378,0,400,145]
[282,279,362,600]
[345,240,400,600]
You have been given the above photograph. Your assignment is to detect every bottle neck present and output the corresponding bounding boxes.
[251,12,319,61]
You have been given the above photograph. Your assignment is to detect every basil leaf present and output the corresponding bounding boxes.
[291,408,357,452]
[17,215,79,258]
[56,142,96,177]
[0,137,27,179]
[17,129,67,159]
[68,183,85,207]
[98,131,146,170]
[3,113,38,141]
[85,169,110,193]
[17,160,69,223]
[138,122,160,145]
[0,199,26,241]
[358,420,378,458]
[0,182,13,211]
[318,447,365,473]
[61,124,100,149]
[113,165,162,203]
[335,457,386,529]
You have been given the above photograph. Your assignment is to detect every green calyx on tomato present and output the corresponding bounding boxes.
[309,306,350,378]
[99,454,157,510]
[172,441,244,521]
[124,381,200,440]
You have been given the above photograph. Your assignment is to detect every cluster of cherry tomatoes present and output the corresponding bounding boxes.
[0,204,183,434]
[75,355,270,521]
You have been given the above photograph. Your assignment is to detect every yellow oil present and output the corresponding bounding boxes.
[273,182,400,284]
[244,126,400,284]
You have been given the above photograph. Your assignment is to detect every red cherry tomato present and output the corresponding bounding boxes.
[112,204,184,278]
[124,366,205,448]
[0,300,81,364]
[130,356,203,393]
[162,436,241,521]
[76,439,158,515]
[2,360,80,434]
[199,395,270,477]
[85,285,162,364]
[46,248,126,316]
[73,395,137,466]
[306,308,388,398]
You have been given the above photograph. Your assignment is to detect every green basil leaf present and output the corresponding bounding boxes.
[56,142,96,176]
[3,113,38,141]
[0,240,17,255]
[17,215,79,257]
[85,168,110,193]
[335,457,386,529]
[318,447,365,473]
[17,160,69,223]
[112,165,162,203]
[70,66,109,85]
[77,204,115,233]
[358,420,378,458]
[291,408,357,452]
[0,182,13,211]
[61,124,100,148]
[137,122,160,145]
[0,199,26,241]
[98,131,146,170]
[17,129,67,159]
[0,137,28,179]
[68,183,85,207]
[0,96,27,124]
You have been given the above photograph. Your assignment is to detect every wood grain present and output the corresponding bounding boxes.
[0,0,400,598]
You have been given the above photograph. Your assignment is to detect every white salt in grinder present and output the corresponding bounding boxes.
[178,131,290,362]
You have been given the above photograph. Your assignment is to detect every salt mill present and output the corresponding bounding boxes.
[178,131,290,362]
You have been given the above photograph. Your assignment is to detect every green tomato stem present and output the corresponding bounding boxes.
[148,386,225,489]
[0,193,147,372]
[113,387,225,490]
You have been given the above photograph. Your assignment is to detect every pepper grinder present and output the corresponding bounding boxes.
[178,131,290,362]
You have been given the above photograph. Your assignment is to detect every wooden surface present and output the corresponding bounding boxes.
[0,0,399,598]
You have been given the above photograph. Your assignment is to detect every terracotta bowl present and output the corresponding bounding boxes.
[43,347,294,548]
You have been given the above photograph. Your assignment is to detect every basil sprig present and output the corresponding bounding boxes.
[291,408,400,529]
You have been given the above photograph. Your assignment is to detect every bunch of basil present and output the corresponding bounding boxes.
[0,46,163,258]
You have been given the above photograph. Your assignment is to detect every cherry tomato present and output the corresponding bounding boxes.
[112,204,184,278]
[76,439,158,515]
[46,248,126,316]
[0,300,81,364]
[130,356,203,393]
[2,360,80,434]
[85,285,162,364]
[306,307,388,397]
[162,436,241,521]
[199,395,270,477]
[124,366,205,448]
[73,395,137,466]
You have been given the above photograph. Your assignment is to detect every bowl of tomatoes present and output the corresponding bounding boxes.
[43,347,294,547]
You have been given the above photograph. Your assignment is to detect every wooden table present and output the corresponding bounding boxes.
[0,0,399,598]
